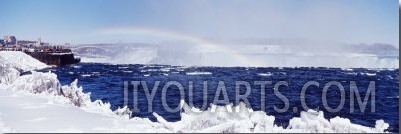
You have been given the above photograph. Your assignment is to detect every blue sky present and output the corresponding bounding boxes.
[0,0,398,46]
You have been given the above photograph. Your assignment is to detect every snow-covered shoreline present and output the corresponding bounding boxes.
[0,51,49,72]
[0,51,391,133]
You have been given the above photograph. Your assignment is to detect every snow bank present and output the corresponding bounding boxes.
[0,51,49,86]
[0,52,147,132]
[0,113,15,133]
[0,88,167,133]
[0,51,48,71]
[6,70,132,119]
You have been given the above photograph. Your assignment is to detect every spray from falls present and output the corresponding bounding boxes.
[74,27,399,68]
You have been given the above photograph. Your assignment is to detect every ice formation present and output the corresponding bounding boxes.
[152,102,390,133]
[0,51,391,133]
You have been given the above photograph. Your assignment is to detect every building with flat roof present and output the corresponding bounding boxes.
[4,36,16,45]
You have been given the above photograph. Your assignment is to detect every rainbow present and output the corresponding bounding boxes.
[96,27,262,67]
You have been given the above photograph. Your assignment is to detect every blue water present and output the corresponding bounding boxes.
[39,63,399,132]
